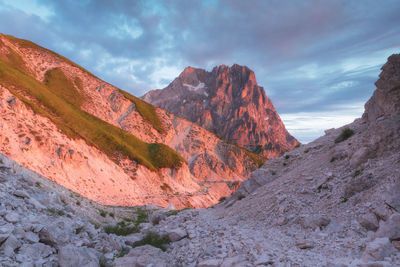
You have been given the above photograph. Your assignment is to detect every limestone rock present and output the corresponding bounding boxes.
[358,213,379,232]
[197,258,223,267]
[362,238,396,262]
[295,239,315,249]
[4,212,19,223]
[167,228,187,242]
[374,213,400,241]
[0,234,21,257]
[114,245,170,267]
[58,245,99,267]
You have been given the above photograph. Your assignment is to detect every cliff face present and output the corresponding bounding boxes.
[142,65,298,158]
[0,34,263,208]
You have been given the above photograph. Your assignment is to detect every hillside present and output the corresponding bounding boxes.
[0,34,265,209]
[142,64,298,158]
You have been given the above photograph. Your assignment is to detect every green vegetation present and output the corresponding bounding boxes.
[99,210,107,217]
[103,209,149,236]
[103,223,139,236]
[352,170,362,178]
[119,90,166,134]
[0,36,184,171]
[284,155,290,159]
[237,194,245,200]
[335,128,354,143]
[132,232,170,251]
[219,196,226,203]
[330,157,337,163]
[47,208,65,217]
[317,184,329,193]
[75,226,84,234]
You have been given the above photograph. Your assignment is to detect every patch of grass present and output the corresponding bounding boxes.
[160,183,172,191]
[109,212,114,218]
[134,209,149,225]
[132,232,170,251]
[330,157,337,163]
[103,224,139,236]
[75,226,84,234]
[165,210,180,217]
[295,143,301,148]
[219,197,226,203]
[284,155,290,159]
[76,201,81,206]
[47,208,65,217]
[341,197,348,203]
[335,128,354,143]
[304,149,310,153]
[35,181,41,188]
[99,210,107,217]
[317,184,329,193]
[114,247,130,258]
[352,170,362,178]
[119,90,165,134]
[0,39,184,171]
[237,194,245,200]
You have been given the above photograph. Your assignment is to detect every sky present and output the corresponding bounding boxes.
[0,0,399,143]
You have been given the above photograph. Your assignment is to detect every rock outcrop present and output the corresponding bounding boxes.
[142,65,298,158]
[0,34,263,209]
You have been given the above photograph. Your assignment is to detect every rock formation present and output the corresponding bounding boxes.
[0,34,264,209]
[142,64,298,158]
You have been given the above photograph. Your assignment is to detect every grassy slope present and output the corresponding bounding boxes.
[0,36,184,171]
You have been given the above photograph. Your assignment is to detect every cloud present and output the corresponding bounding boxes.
[0,0,400,142]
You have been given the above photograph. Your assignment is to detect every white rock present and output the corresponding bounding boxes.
[58,245,99,267]
[362,237,396,262]
[4,212,19,223]
[197,258,223,267]
[167,228,187,242]
[114,245,170,267]
[13,190,30,199]
[24,231,39,243]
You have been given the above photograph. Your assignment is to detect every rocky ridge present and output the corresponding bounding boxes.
[142,64,298,158]
[0,34,264,209]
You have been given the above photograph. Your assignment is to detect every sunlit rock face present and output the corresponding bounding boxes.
[143,64,298,158]
[0,34,261,209]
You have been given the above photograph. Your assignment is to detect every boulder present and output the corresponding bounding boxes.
[149,210,167,225]
[167,228,187,242]
[114,245,170,267]
[358,213,379,232]
[13,190,30,199]
[0,234,21,257]
[374,213,400,241]
[295,239,315,249]
[58,245,99,267]
[362,237,396,262]
[4,212,19,223]
[18,243,53,261]
[350,147,370,168]
[197,258,223,267]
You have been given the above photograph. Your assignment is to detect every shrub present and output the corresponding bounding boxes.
[237,195,245,200]
[352,170,361,178]
[330,157,337,163]
[47,208,65,217]
[132,232,170,251]
[99,210,107,217]
[219,197,226,203]
[284,155,290,159]
[103,224,139,236]
[335,128,354,143]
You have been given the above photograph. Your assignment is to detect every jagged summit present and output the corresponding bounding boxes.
[142,64,298,158]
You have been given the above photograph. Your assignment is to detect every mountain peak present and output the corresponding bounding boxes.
[143,64,298,157]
